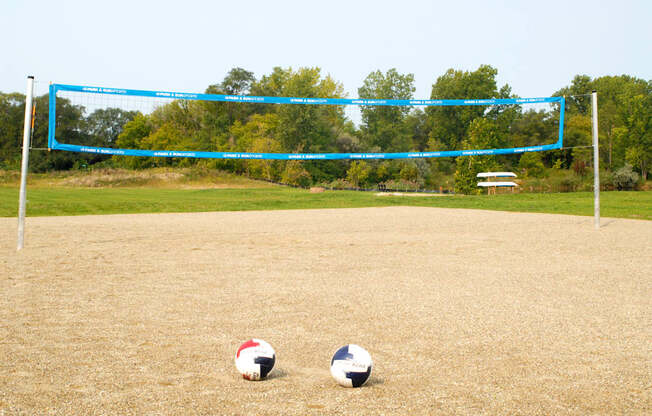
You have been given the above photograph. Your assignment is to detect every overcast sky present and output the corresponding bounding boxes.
[1,0,650,106]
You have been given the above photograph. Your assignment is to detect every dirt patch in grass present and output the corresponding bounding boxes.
[1,168,280,189]
[375,192,452,197]
[59,170,185,187]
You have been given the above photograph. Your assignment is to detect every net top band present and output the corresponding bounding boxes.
[53,83,563,107]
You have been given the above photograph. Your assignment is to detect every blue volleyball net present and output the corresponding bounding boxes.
[48,83,564,160]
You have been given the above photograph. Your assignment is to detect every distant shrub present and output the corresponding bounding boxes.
[281,161,312,188]
[600,169,615,191]
[552,159,563,170]
[346,161,371,188]
[535,170,584,192]
[613,164,640,190]
[518,152,545,178]
[383,179,420,191]
[0,158,21,171]
[424,171,454,192]
[0,169,20,184]
[325,179,354,190]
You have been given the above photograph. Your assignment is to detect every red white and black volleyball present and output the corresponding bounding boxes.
[235,339,276,380]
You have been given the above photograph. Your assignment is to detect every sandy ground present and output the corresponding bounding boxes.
[1,207,650,415]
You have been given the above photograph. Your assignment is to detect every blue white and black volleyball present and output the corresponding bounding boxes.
[235,339,276,381]
[330,344,373,387]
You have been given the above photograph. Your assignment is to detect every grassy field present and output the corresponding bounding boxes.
[1,168,650,219]
[1,185,650,220]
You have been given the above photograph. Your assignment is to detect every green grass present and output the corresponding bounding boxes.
[0,186,650,220]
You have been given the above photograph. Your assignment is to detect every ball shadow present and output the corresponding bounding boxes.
[365,375,385,386]
[266,367,289,380]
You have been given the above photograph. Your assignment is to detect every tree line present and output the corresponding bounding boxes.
[0,65,649,193]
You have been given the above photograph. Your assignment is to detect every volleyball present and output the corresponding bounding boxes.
[330,344,373,387]
[235,339,276,380]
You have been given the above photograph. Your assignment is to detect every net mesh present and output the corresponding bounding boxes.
[58,90,174,116]
[49,84,564,159]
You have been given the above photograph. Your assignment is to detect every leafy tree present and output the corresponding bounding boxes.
[229,113,279,151]
[85,108,137,147]
[334,123,361,153]
[571,147,592,176]
[518,152,545,178]
[113,113,152,169]
[413,158,431,187]
[28,94,101,172]
[376,162,391,183]
[275,67,345,153]
[552,114,592,169]
[617,91,651,179]
[251,66,291,98]
[123,100,207,167]
[0,92,25,167]
[254,67,349,183]
[554,75,650,171]
[228,113,282,180]
[509,109,556,148]
[427,65,507,151]
[358,69,416,152]
[248,136,283,180]
[454,118,501,194]
[404,108,429,151]
[346,161,371,188]
[108,66,349,179]
[207,67,258,126]
[426,65,516,178]
[399,161,419,183]
[612,163,639,190]
[221,67,256,95]
[486,84,522,143]
[149,100,203,135]
[554,75,593,115]
[281,160,311,187]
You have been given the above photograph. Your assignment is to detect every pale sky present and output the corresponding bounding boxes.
[1,0,650,112]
